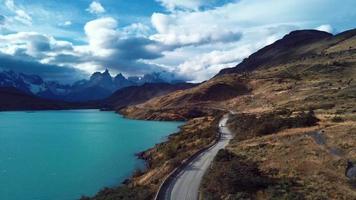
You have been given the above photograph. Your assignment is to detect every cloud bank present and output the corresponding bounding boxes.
[0,0,355,82]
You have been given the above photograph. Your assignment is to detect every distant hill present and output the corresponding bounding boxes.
[0,87,81,111]
[104,82,196,110]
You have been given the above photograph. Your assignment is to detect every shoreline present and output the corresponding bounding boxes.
[85,112,224,199]
[0,109,184,200]
[154,114,231,200]
[2,108,223,199]
[0,108,101,112]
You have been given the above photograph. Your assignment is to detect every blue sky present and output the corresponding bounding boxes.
[0,0,163,43]
[0,0,356,83]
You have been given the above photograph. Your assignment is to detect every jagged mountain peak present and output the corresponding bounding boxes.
[0,69,186,102]
[114,73,126,80]
[103,69,111,76]
[90,69,112,80]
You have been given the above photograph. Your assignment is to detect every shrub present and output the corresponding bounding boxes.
[202,150,305,200]
[202,150,274,199]
[228,110,319,141]
[331,116,344,123]
[133,168,144,177]
[81,185,153,200]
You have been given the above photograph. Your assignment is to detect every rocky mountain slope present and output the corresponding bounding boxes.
[121,29,356,120]
[0,70,71,97]
[217,30,333,75]
[101,28,356,200]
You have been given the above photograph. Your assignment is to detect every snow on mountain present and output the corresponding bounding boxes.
[0,69,186,102]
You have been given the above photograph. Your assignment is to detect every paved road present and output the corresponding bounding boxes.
[159,114,233,200]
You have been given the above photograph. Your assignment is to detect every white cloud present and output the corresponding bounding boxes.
[59,21,72,27]
[156,24,294,82]
[86,1,106,14]
[122,23,152,38]
[82,17,164,74]
[145,0,356,81]
[0,16,163,76]
[4,0,32,25]
[0,15,5,25]
[4,0,16,10]
[0,32,78,60]
[1,0,356,82]
[156,0,212,11]
[84,17,119,56]
[315,24,333,33]
[150,12,242,47]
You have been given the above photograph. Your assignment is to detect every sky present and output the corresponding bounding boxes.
[0,0,356,83]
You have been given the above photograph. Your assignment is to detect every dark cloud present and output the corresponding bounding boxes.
[29,35,51,52]
[0,53,87,83]
[217,31,243,44]
[50,53,86,64]
[87,37,165,75]
[115,37,163,60]
[0,15,5,25]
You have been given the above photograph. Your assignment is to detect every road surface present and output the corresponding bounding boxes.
[157,114,233,200]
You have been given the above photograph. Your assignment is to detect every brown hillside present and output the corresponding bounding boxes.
[93,29,356,199]
[121,29,356,121]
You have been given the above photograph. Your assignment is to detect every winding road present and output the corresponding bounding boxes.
[156,114,233,200]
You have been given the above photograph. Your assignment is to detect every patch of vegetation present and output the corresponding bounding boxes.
[202,120,356,199]
[228,109,319,141]
[145,115,221,168]
[80,185,153,200]
[201,149,303,200]
[191,82,249,101]
[331,115,344,122]
[276,69,302,81]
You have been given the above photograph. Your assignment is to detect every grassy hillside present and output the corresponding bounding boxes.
[199,29,356,199]
[122,29,356,121]
[120,75,249,120]
[92,29,356,199]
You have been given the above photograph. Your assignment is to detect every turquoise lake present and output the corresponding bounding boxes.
[0,110,182,200]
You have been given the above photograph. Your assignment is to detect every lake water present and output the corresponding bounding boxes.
[0,110,182,200]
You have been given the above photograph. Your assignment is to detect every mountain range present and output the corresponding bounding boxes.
[0,69,184,102]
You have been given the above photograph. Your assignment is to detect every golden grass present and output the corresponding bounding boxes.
[201,121,356,199]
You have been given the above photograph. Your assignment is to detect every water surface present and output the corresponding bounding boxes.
[0,110,182,200]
